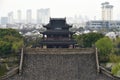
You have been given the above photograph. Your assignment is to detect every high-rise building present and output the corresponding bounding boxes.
[101,2,113,20]
[37,9,42,24]
[8,11,14,24]
[37,8,50,24]
[17,10,22,23]
[26,9,32,23]
[1,17,8,25]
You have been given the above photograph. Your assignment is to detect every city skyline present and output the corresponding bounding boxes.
[0,9,50,24]
[0,0,120,20]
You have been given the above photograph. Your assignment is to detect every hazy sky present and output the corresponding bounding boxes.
[0,0,120,20]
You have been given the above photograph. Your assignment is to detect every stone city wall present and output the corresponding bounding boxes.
[7,48,114,80]
[24,48,95,54]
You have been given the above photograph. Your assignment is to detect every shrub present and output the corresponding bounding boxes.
[109,54,120,63]
[112,63,120,77]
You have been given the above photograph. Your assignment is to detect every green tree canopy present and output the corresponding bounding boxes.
[0,28,23,56]
[95,37,113,59]
[0,28,22,39]
[73,32,104,47]
[0,41,11,55]
[114,37,120,48]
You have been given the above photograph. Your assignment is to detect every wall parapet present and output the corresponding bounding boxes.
[19,48,24,75]
[0,67,19,80]
[24,48,95,54]
[100,65,120,80]
[95,48,100,73]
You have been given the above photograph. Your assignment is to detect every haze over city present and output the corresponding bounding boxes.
[0,0,120,20]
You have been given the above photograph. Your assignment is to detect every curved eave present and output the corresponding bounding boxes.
[43,24,72,28]
[66,24,72,28]
[43,24,49,28]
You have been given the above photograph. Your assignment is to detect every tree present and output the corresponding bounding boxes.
[0,41,11,56]
[82,33,104,47]
[73,32,104,47]
[0,28,22,39]
[114,37,120,48]
[72,34,84,47]
[95,37,113,60]
[0,29,23,56]
[113,37,120,55]
[12,40,24,53]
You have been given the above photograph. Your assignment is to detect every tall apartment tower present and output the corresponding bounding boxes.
[37,8,50,24]
[8,12,14,24]
[17,10,22,23]
[101,2,113,20]
[26,9,32,23]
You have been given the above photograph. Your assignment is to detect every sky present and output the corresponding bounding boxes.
[0,0,120,20]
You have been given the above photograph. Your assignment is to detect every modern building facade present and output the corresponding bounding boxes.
[40,18,76,48]
[86,20,120,30]
[101,2,113,20]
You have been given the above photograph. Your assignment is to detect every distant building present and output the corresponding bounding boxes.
[17,10,22,23]
[86,20,120,30]
[86,2,115,31]
[26,9,32,24]
[37,8,50,24]
[8,11,14,24]
[101,2,113,20]
[1,17,8,25]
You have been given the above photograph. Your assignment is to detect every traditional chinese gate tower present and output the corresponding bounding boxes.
[40,18,76,48]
